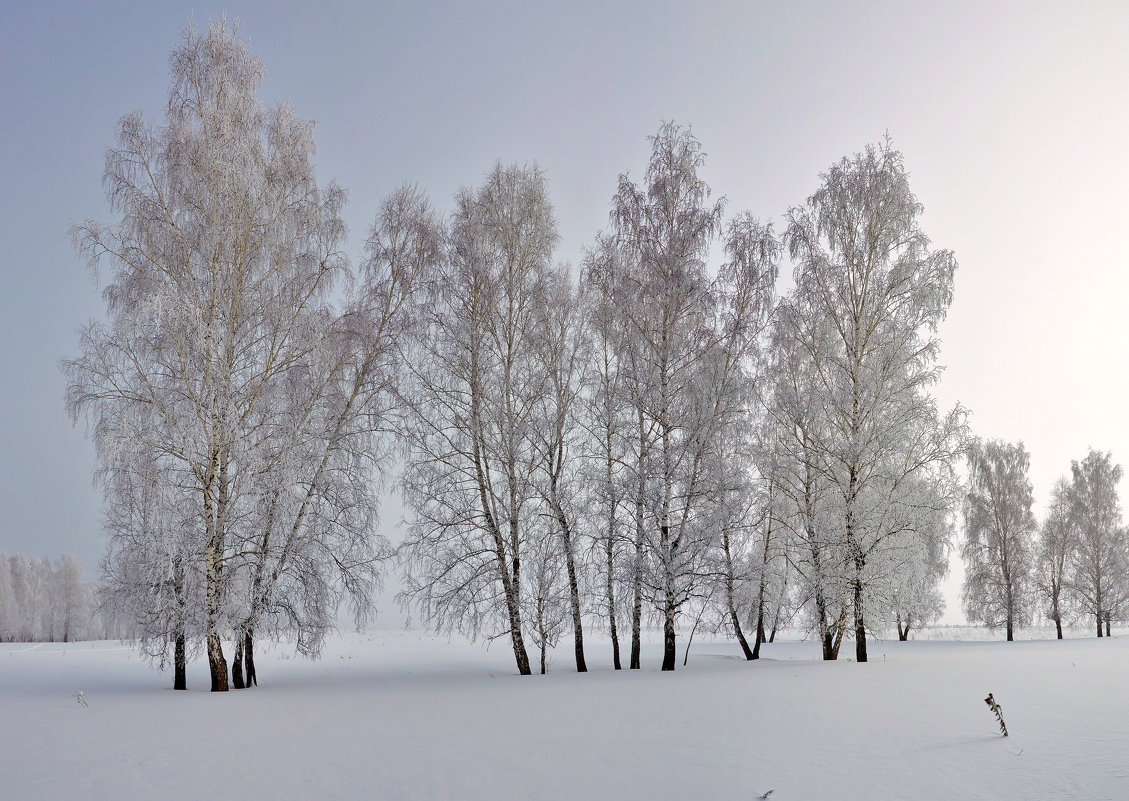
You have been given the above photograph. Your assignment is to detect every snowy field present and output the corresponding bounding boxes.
[3,629,1127,801]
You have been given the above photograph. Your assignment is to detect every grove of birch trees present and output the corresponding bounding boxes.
[63,21,1129,690]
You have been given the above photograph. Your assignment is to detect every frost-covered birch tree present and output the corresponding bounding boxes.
[226,185,439,688]
[581,236,633,670]
[602,123,777,671]
[960,439,1036,641]
[783,138,964,662]
[64,21,370,690]
[529,265,591,672]
[1037,477,1076,639]
[1067,449,1129,637]
[398,162,557,676]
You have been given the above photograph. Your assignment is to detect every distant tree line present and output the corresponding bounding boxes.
[961,442,1129,640]
[0,553,128,642]
[65,20,1123,692]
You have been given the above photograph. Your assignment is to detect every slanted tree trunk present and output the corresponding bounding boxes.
[552,500,586,673]
[173,631,187,691]
[751,605,767,659]
[723,528,754,660]
[207,631,228,692]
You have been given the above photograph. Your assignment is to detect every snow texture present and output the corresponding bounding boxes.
[2,630,1126,800]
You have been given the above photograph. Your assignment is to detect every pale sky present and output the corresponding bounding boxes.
[3,1,1128,625]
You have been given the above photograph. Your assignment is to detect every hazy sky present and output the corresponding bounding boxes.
[3,1,1128,624]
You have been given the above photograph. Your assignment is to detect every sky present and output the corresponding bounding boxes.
[2,1,1128,625]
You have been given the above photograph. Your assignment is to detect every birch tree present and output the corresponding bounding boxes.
[65,20,351,690]
[530,265,591,672]
[960,439,1036,641]
[769,299,850,660]
[1037,477,1075,639]
[1067,449,1129,637]
[604,123,777,670]
[784,138,964,662]
[399,162,557,676]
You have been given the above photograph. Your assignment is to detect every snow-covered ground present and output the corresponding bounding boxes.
[2,629,1126,800]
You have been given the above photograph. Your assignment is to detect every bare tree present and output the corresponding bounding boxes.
[961,439,1036,641]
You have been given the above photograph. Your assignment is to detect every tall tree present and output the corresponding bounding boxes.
[227,184,439,689]
[65,20,350,690]
[605,122,777,671]
[784,138,964,662]
[1067,449,1129,637]
[582,236,632,670]
[961,439,1036,641]
[530,265,591,672]
[399,162,557,676]
[1036,477,1075,639]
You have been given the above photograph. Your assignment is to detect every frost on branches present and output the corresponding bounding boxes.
[64,21,420,691]
[960,439,1036,641]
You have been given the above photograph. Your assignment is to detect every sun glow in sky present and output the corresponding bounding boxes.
[2,1,1127,624]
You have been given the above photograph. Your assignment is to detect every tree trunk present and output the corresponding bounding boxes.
[1055,615,1063,640]
[557,512,587,673]
[1097,613,1103,637]
[606,529,621,670]
[173,631,187,691]
[1105,612,1111,637]
[244,630,257,686]
[538,594,547,675]
[853,577,868,662]
[723,528,754,660]
[506,590,532,675]
[604,427,622,671]
[661,609,677,671]
[1006,618,1014,642]
[231,634,245,689]
[750,511,772,661]
[831,608,846,660]
[207,631,228,692]
[683,604,707,667]
[630,489,644,670]
[733,611,754,660]
[750,604,765,660]
[630,408,645,671]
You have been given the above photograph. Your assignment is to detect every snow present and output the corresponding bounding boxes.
[2,630,1127,800]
